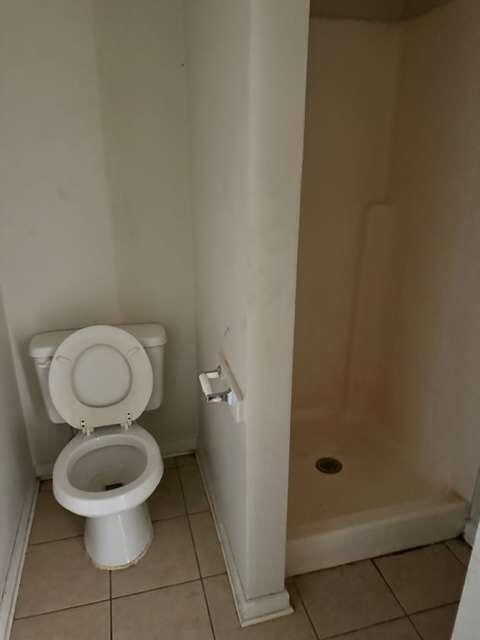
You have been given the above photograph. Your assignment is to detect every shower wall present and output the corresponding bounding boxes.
[294,0,480,505]
[387,0,480,500]
[292,19,401,427]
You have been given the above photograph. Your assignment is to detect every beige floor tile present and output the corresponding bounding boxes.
[176,453,197,467]
[411,604,458,640]
[333,618,418,640]
[190,511,225,577]
[15,538,109,618]
[375,544,466,613]
[164,456,178,468]
[11,601,110,640]
[295,560,403,639]
[445,538,471,567]
[204,573,316,640]
[30,491,84,544]
[112,580,213,640]
[149,468,186,521]
[179,464,209,513]
[111,516,199,597]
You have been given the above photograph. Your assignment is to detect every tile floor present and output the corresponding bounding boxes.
[12,453,470,639]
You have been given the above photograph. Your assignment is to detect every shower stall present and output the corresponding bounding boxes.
[288,0,477,575]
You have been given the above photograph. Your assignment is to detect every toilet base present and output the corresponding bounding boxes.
[84,502,153,570]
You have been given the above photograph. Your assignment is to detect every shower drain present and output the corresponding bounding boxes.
[315,457,343,474]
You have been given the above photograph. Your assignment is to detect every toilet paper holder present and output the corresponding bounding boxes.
[199,366,230,403]
[198,354,244,422]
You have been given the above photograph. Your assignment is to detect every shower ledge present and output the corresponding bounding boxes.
[287,493,466,576]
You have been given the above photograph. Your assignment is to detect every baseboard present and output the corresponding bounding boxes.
[35,463,53,480]
[464,519,476,547]
[196,452,293,627]
[0,479,39,640]
[163,447,195,461]
[160,438,197,458]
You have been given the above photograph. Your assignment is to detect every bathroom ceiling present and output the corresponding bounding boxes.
[309,0,452,21]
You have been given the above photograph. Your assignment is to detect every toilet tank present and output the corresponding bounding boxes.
[29,323,167,424]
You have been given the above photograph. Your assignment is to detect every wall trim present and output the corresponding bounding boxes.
[0,479,39,640]
[196,452,293,627]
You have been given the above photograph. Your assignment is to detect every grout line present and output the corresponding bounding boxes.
[187,508,211,517]
[201,571,228,580]
[407,599,460,639]
[151,512,189,524]
[14,598,110,621]
[317,614,412,640]
[178,456,217,639]
[295,571,415,640]
[108,573,227,603]
[408,599,461,616]
[150,509,209,525]
[28,534,84,547]
[291,577,321,640]
[371,559,409,615]
[109,572,113,640]
[407,600,461,640]
[111,577,203,601]
[177,460,210,515]
[371,560,423,640]
[407,615,426,640]
[296,551,461,640]
[443,539,471,569]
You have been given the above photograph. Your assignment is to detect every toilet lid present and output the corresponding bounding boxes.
[49,325,153,431]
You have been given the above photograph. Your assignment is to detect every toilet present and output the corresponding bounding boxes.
[30,323,167,569]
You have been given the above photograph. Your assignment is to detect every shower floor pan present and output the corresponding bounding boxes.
[287,418,466,576]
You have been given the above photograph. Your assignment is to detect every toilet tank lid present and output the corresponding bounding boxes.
[29,323,167,359]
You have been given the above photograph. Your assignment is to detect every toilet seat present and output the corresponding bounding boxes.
[49,325,153,433]
[53,424,163,518]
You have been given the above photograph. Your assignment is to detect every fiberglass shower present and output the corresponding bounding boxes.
[287,0,473,575]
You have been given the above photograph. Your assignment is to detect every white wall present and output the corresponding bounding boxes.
[185,0,309,611]
[93,0,198,454]
[0,0,198,473]
[184,0,251,592]
[387,0,480,500]
[0,0,121,474]
[0,288,35,607]
[293,20,401,425]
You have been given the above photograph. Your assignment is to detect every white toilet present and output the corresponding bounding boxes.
[30,323,167,570]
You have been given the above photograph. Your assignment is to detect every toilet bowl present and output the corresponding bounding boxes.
[53,423,163,568]
[30,324,168,570]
